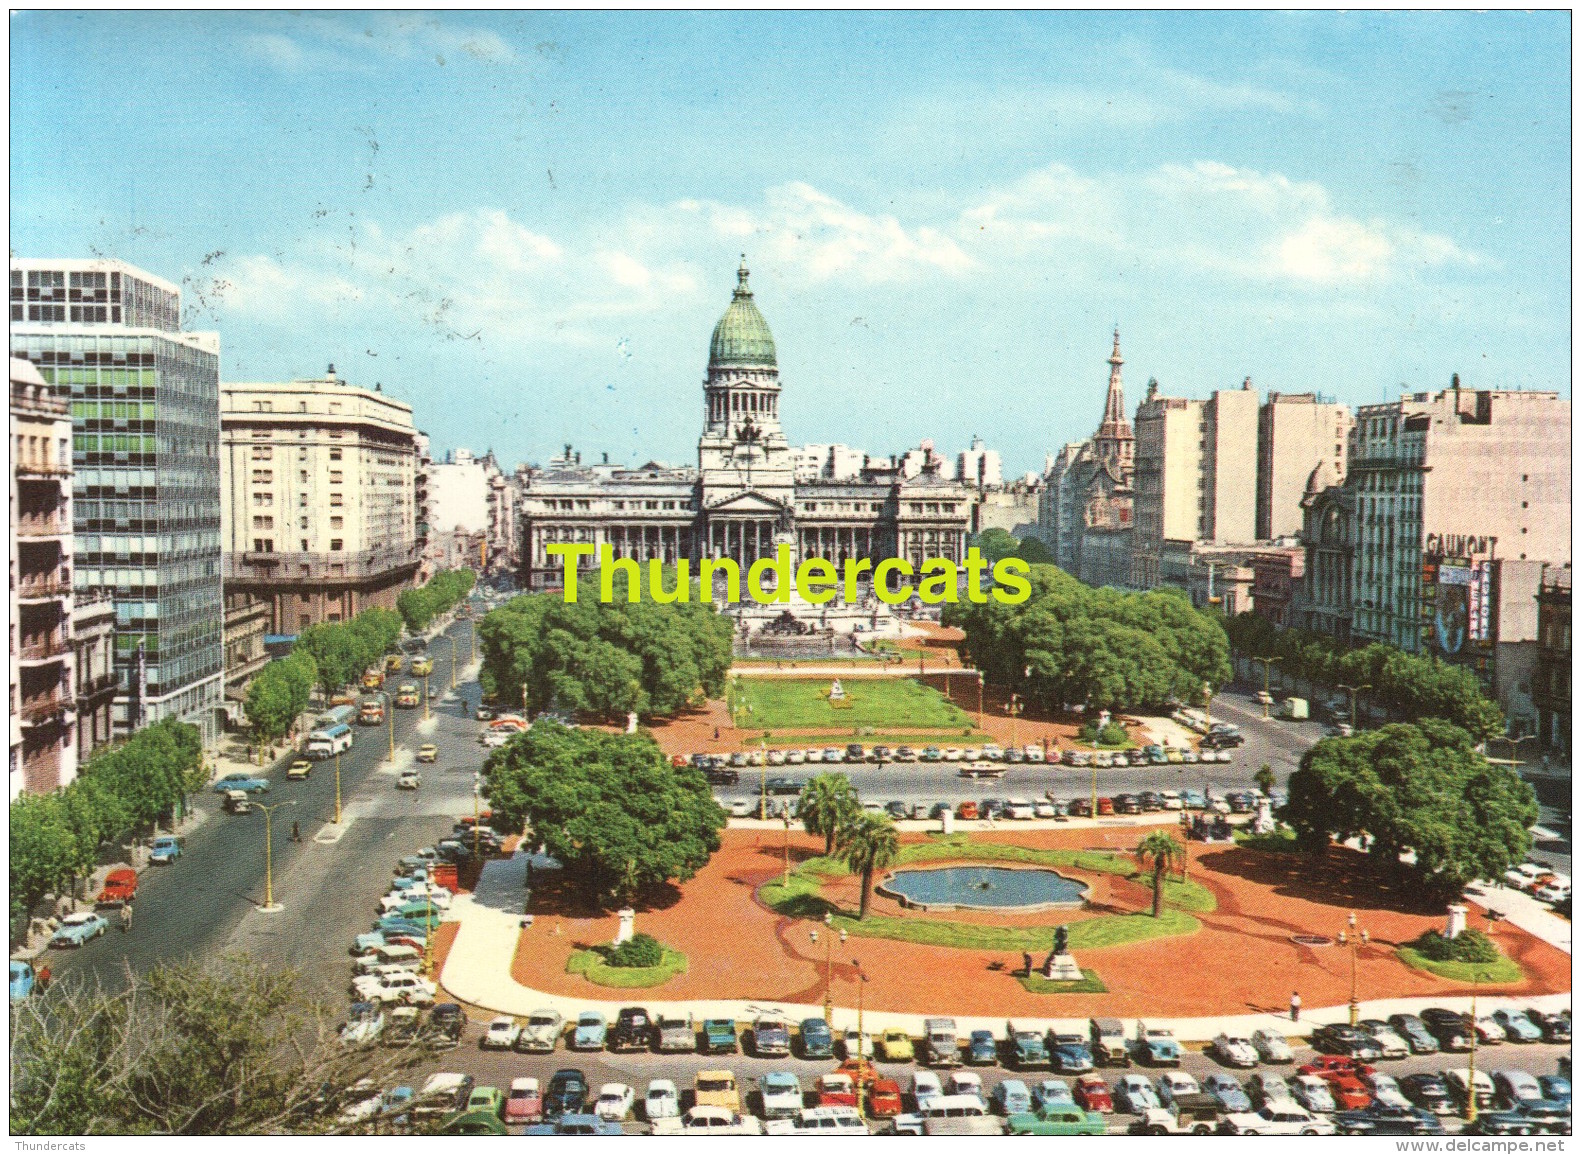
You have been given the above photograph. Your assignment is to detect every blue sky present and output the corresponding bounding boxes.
[11,11,1570,474]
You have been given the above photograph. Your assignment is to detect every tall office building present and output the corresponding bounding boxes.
[11,259,224,745]
[220,368,419,634]
[1256,392,1352,541]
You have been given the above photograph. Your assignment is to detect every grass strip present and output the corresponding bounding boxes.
[565,947,689,988]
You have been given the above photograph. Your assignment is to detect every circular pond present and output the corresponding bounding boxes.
[877,865,1089,912]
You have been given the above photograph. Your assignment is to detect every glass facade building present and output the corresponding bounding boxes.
[11,259,224,744]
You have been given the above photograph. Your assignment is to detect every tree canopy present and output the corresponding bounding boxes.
[798,773,861,855]
[396,568,476,635]
[1280,719,1537,901]
[477,581,733,721]
[944,564,1231,713]
[1225,612,1504,740]
[244,651,317,744]
[293,606,405,699]
[481,721,725,907]
[968,528,1054,567]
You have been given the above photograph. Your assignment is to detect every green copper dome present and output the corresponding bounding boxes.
[708,257,777,368]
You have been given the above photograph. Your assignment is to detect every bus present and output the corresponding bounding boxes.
[360,699,385,725]
[318,705,358,729]
[306,724,354,759]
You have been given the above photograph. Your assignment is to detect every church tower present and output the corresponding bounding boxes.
[1092,328,1134,475]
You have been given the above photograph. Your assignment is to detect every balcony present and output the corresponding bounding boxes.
[225,545,421,585]
[15,461,72,479]
[15,517,67,539]
[17,637,70,664]
[17,694,74,725]
[78,672,120,701]
[15,576,72,602]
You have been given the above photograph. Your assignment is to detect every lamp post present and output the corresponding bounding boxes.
[759,738,769,822]
[251,799,297,912]
[1007,694,1023,752]
[1465,966,1491,1124]
[1336,911,1370,1026]
[782,814,791,886]
[1337,683,1370,731]
[976,671,984,730]
[852,957,869,1118]
[1253,656,1283,718]
[809,914,844,1025]
[333,748,343,825]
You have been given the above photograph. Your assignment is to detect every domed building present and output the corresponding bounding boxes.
[517,259,973,600]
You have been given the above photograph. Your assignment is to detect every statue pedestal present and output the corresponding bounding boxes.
[1042,953,1083,982]
[614,908,635,946]
[1444,904,1467,940]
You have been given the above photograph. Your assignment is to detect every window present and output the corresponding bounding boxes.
[251,446,272,460]
[252,516,274,530]
[329,539,344,551]
[330,493,343,507]
[329,471,343,484]
[299,517,308,529]
[253,400,273,413]
[252,538,274,553]
[330,516,344,530]
[329,448,342,461]
[252,492,272,506]
[251,469,272,483]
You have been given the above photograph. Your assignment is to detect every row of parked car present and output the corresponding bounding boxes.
[688,740,1237,779]
[727,787,1275,825]
[1505,861,1572,907]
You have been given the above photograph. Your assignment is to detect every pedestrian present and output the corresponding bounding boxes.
[120,903,133,934]
[1022,951,1033,978]
[1290,991,1301,1022]
[713,726,720,741]
[290,820,301,843]
[36,965,51,991]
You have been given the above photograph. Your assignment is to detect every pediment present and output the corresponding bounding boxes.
[704,489,789,514]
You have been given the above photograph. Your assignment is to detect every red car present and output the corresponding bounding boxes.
[957,801,979,820]
[816,1073,857,1109]
[96,867,137,906]
[1299,1056,1375,1080]
[503,1077,542,1124]
[1319,1072,1373,1110]
[1096,797,1115,816]
[671,754,689,768]
[1074,1074,1113,1113]
[867,1078,903,1118]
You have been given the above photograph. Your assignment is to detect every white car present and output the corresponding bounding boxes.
[980,744,1004,761]
[945,1070,985,1103]
[1249,1072,1298,1108]
[1290,1075,1337,1114]
[594,1083,635,1121]
[1005,798,1035,820]
[340,1005,385,1048]
[1251,1029,1295,1063]
[728,799,753,818]
[480,1015,520,1049]
[517,1008,563,1052]
[758,1072,804,1119]
[1357,1020,1410,1059]
[1033,800,1058,819]
[1158,1071,1201,1106]
[645,1079,680,1121]
[805,748,824,763]
[1364,1073,1413,1111]
[1023,745,1045,763]
[1505,863,1549,888]
[1535,881,1571,904]
[911,1071,944,1109]
[1211,1033,1259,1069]
[352,971,436,1005]
[840,1028,873,1059]
[1220,1105,1336,1136]
[337,1080,384,1125]
[785,749,805,765]
[379,886,451,913]
[767,749,787,766]
[1159,790,1183,810]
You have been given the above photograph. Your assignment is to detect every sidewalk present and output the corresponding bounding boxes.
[1465,880,1573,955]
[733,664,980,679]
[439,851,1571,1040]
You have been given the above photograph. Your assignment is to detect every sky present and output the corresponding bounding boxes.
[11,11,1571,475]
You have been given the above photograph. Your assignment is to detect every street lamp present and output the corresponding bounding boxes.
[251,799,297,912]
[975,671,984,730]
[372,689,395,763]
[1336,911,1370,1026]
[809,914,845,1025]
[759,738,769,822]
[333,748,344,825]
[1465,965,1492,1124]
[782,814,792,886]
[1253,656,1283,718]
[851,957,870,1118]
[1337,683,1371,731]
[1007,694,1024,751]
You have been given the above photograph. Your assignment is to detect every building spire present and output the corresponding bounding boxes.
[736,254,752,297]
[1101,328,1128,430]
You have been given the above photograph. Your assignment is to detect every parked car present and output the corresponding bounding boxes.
[515,1008,563,1053]
[504,1077,542,1125]
[1440,1067,1498,1111]
[51,911,109,947]
[1136,1022,1183,1066]
[1312,1023,1384,1061]
[1527,1009,1572,1044]
[1090,1018,1131,1067]
[1334,1103,1446,1136]
[479,1015,520,1050]
[1006,1022,1048,1069]
[570,1011,607,1051]
[1211,1032,1259,1068]
[1048,1032,1094,1073]
[644,1079,680,1121]
[1031,1078,1075,1110]
[752,1016,791,1058]
[1387,1013,1441,1054]
[1158,1071,1203,1107]
[1492,1009,1545,1043]
[965,1029,998,1065]
[411,1072,475,1122]
[1008,1102,1107,1135]
[1073,1074,1113,1113]
[425,1003,465,1049]
[1399,1072,1457,1115]
[702,1017,739,1054]
[797,1016,834,1059]
[876,1026,915,1062]
[1539,1075,1571,1107]
[1219,1104,1337,1136]
[1420,1008,1473,1051]
[213,772,270,794]
[592,1082,635,1122]
[758,1071,803,1120]
[1357,1018,1411,1059]
[1493,1069,1546,1109]
[543,1069,590,1118]
[1203,1073,1253,1113]
[608,1006,653,1053]
[339,1002,386,1048]
[1114,1074,1161,1113]
[149,835,182,864]
[655,1012,695,1054]
[815,1072,856,1109]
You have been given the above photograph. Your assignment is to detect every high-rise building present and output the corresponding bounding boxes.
[10,357,77,796]
[220,368,419,635]
[11,259,224,745]
[1533,564,1570,757]
[1256,392,1352,541]
[1343,380,1569,654]
[957,436,1003,489]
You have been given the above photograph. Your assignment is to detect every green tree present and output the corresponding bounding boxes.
[798,773,862,856]
[245,664,298,744]
[10,955,424,1135]
[481,721,725,907]
[969,527,1020,564]
[1281,720,1537,901]
[837,812,900,920]
[1015,536,1055,565]
[294,623,362,699]
[1254,764,1276,797]
[1134,831,1186,918]
[9,793,77,923]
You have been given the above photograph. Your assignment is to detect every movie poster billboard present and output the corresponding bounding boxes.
[1434,562,1472,655]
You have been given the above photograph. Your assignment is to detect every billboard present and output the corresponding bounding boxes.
[1433,562,1471,656]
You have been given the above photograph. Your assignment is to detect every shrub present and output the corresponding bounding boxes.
[1078,722,1130,747]
[1411,928,1499,964]
[607,932,665,969]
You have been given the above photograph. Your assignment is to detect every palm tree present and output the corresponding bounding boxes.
[798,773,861,856]
[838,812,901,920]
[1134,831,1186,918]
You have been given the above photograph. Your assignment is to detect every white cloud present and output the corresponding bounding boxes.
[245,13,516,72]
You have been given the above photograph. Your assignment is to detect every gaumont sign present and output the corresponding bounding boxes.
[1424,533,1497,558]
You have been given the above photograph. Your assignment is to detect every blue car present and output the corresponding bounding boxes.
[1203,1073,1252,1114]
[966,1030,999,1065]
[799,1017,834,1059]
[1492,1010,1545,1043]
[991,1079,1034,1115]
[353,931,390,954]
[1539,1076,1570,1107]
[524,1113,621,1136]
[1047,1032,1095,1073]
[213,773,270,794]
[571,1011,607,1051]
[149,836,182,864]
[50,911,109,947]
[1137,1024,1183,1066]
[1032,1079,1075,1110]
[10,960,36,1001]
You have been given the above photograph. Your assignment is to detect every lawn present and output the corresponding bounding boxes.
[565,946,689,988]
[731,677,973,732]
[758,837,1207,953]
[1395,947,1524,985]
[1016,968,1110,994]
